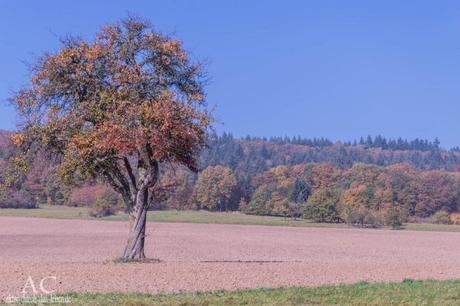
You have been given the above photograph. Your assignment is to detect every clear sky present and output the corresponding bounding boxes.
[1,1,460,147]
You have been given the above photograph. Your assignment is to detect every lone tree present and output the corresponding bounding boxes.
[11,17,212,259]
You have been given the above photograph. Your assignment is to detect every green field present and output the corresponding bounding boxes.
[1,205,460,233]
[15,279,459,306]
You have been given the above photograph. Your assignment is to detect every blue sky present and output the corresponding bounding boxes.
[1,1,460,147]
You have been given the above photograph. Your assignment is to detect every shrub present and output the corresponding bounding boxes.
[384,208,403,229]
[340,206,382,228]
[450,213,460,225]
[433,211,451,224]
[362,211,382,228]
[70,185,105,207]
[287,203,302,219]
[0,190,37,209]
[89,189,120,218]
[89,196,116,218]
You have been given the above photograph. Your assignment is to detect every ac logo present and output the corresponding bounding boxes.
[21,276,57,295]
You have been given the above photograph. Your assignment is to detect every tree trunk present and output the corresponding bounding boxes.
[123,189,148,260]
[119,151,159,260]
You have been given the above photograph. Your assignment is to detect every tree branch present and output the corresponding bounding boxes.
[123,157,138,192]
[101,167,133,211]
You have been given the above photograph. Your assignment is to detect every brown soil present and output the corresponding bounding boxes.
[1,217,460,298]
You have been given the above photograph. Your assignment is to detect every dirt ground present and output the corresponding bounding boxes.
[1,217,460,299]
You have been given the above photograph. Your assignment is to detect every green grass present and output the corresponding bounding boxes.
[10,279,460,305]
[0,205,91,219]
[0,205,348,228]
[145,210,350,228]
[403,222,460,233]
[1,205,460,233]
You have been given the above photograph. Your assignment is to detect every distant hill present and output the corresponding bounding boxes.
[200,133,460,172]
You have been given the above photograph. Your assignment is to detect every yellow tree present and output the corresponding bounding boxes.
[194,165,237,211]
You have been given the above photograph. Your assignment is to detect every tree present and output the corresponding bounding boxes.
[267,190,290,217]
[303,188,341,223]
[10,17,212,260]
[415,171,460,217]
[433,210,451,224]
[341,184,377,210]
[194,166,237,211]
[303,163,339,190]
[339,205,382,228]
[89,188,121,218]
[243,184,272,215]
[45,172,72,206]
[384,207,403,229]
[287,178,310,203]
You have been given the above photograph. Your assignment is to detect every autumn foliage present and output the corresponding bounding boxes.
[10,17,212,259]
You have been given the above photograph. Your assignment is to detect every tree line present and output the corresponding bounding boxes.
[156,162,460,226]
[245,134,441,152]
[3,131,460,227]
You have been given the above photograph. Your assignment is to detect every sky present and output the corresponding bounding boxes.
[1,1,460,147]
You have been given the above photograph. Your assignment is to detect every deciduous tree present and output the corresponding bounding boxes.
[194,165,237,211]
[11,17,212,259]
[303,188,341,223]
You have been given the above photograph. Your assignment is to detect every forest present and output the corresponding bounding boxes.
[2,130,460,226]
